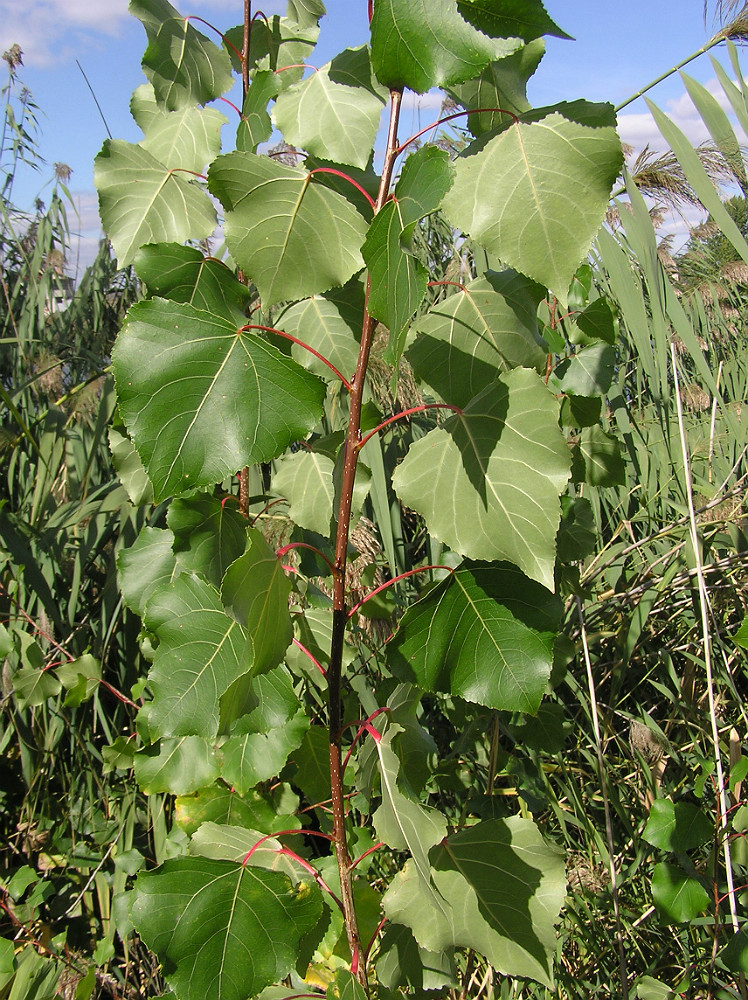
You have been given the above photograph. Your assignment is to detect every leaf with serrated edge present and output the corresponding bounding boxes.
[134,736,219,795]
[208,152,368,307]
[552,343,615,396]
[383,816,565,986]
[272,450,335,536]
[130,0,234,110]
[140,573,251,740]
[388,562,560,712]
[276,282,364,382]
[131,858,322,1000]
[442,102,623,306]
[134,243,252,324]
[447,39,544,138]
[168,494,247,590]
[370,0,522,93]
[392,369,570,590]
[407,269,547,408]
[117,525,179,617]
[456,0,571,41]
[112,298,325,502]
[273,47,387,170]
[95,140,217,267]
[139,105,226,173]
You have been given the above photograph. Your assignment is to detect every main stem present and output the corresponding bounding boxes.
[327,87,403,982]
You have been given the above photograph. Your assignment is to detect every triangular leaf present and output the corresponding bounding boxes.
[442,102,623,306]
[388,562,561,713]
[134,243,252,324]
[208,153,368,307]
[112,298,325,501]
[130,0,234,110]
[370,0,522,93]
[276,281,364,382]
[139,104,226,173]
[642,800,713,853]
[651,862,710,923]
[392,369,570,590]
[95,140,217,267]
[407,268,548,407]
[455,0,572,42]
[272,450,336,536]
[131,858,323,1000]
[140,573,251,740]
[273,47,387,170]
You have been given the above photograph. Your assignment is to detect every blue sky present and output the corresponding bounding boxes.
[0,0,741,275]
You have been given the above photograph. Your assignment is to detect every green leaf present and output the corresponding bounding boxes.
[113,298,325,502]
[168,495,247,590]
[370,0,522,93]
[276,281,364,383]
[130,0,234,110]
[442,102,623,306]
[553,343,615,396]
[174,784,302,838]
[373,725,448,891]
[134,243,252,323]
[455,0,571,41]
[377,923,457,992]
[720,925,748,974]
[95,140,217,267]
[571,425,625,487]
[734,615,748,651]
[140,573,251,740]
[109,422,154,506]
[189,823,309,881]
[293,726,332,806]
[231,14,320,90]
[651,861,709,923]
[642,800,713,853]
[273,47,387,170]
[447,40,543,137]
[208,153,368,307]
[383,816,565,986]
[222,667,309,794]
[12,667,61,708]
[635,976,675,1000]
[238,71,279,153]
[131,858,323,1000]
[392,369,570,590]
[272,450,336,536]
[56,654,101,706]
[286,0,326,29]
[117,526,178,618]
[363,145,454,361]
[556,497,596,563]
[139,104,226,173]
[220,528,293,677]
[389,562,560,712]
[135,736,219,794]
[407,269,547,407]
[575,297,616,345]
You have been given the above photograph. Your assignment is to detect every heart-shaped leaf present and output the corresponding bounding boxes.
[208,152,368,306]
[131,858,323,1000]
[94,140,217,267]
[130,0,234,110]
[442,102,623,306]
[388,562,561,713]
[112,298,325,501]
[392,369,570,590]
[370,0,522,93]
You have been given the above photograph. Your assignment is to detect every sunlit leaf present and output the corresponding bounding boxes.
[117,526,178,617]
[113,298,325,501]
[642,800,713,852]
[651,862,710,923]
[130,0,234,110]
[131,858,323,1000]
[139,104,226,173]
[388,562,561,712]
[273,47,387,169]
[276,281,364,382]
[442,102,623,306]
[393,369,570,590]
[95,140,217,267]
[407,269,547,407]
[208,152,368,306]
[135,736,219,794]
[455,0,571,42]
[370,0,522,93]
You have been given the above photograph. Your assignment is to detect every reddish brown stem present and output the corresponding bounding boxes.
[240,323,352,389]
[326,86,404,987]
[277,541,335,572]
[357,403,461,450]
[242,0,251,97]
[348,564,454,619]
[427,279,468,292]
[309,167,376,211]
[394,106,519,156]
